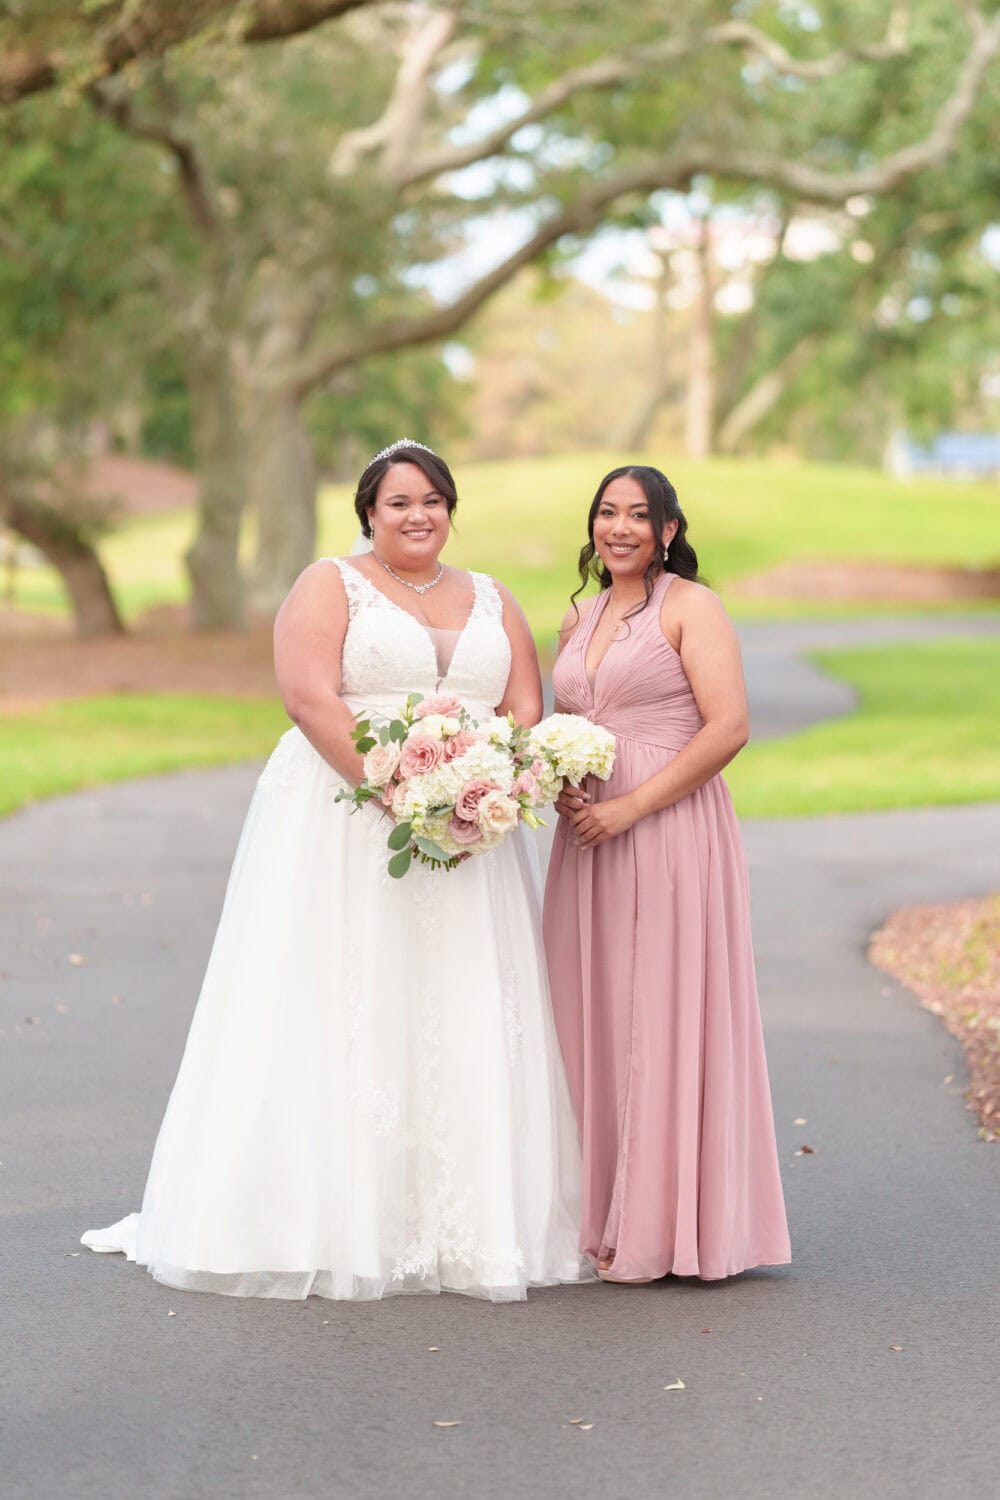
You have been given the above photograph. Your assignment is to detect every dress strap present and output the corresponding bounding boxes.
[324,557,378,621]
[471,571,503,621]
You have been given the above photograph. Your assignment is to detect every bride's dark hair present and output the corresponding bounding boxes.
[568,465,703,626]
[354,445,459,539]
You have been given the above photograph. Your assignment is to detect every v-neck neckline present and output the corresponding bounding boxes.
[581,573,670,688]
[581,586,629,684]
[340,559,479,685]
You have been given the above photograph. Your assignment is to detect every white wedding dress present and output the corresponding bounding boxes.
[82,560,590,1301]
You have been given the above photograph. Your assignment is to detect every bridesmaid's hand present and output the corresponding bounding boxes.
[571,795,637,849]
[555,782,590,819]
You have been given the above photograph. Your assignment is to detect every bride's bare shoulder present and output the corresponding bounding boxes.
[275,558,350,632]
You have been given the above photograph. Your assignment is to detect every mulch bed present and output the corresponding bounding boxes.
[871,896,1000,1139]
[0,607,277,705]
[733,560,1000,602]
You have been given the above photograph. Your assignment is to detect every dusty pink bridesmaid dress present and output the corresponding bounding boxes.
[544,572,791,1281]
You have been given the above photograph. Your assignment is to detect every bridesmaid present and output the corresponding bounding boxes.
[543,465,790,1284]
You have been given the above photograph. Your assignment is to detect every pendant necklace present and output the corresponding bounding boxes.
[373,551,444,596]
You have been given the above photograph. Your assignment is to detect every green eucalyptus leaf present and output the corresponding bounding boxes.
[387,821,412,851]
[414,836,449,861]
[388,848,413,879]
[379,725,390,745]
[388,720,406,743]
[355,736,377,753]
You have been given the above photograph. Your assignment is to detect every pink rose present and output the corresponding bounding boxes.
[455,777,496,822]
[531,759,545,778]
[443,730,479,762]
[415,693,462,720]
[381,781,397,808]
[512,770,541,805]
[447,814,483,847]
[398,735,445,778]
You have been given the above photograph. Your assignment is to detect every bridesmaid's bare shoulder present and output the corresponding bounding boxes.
[556,594,601,655]
[659,576,735,650]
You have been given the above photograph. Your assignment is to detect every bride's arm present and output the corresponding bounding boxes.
[494,581,543,728]
[273,562,367,785]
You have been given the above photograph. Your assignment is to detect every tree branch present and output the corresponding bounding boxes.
[0,0,381,108]
[0,48,58,105]
[711,3,912,83]
[88,78,219,238]
[331,2,465,180]
[283,8,1000,397]
[392,4,914,188]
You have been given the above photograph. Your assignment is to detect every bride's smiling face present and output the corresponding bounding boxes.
[367,462,451,566]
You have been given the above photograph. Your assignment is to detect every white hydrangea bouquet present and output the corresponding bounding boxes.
[336,693,615,877]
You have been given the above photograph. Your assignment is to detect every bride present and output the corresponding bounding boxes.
[82,440,590,1302]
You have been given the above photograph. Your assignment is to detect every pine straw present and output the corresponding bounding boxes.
[870,896,1000,1140]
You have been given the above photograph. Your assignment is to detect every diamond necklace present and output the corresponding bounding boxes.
[372,550,444,597]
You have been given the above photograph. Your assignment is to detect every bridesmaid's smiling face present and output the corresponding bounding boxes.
[367,462,451,566]
[592,476,677,580]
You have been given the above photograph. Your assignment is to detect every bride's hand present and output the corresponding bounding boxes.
[571,795,637,849]
[555,782,590,819]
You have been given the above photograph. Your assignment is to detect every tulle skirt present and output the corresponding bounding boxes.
[83,728,590,1302]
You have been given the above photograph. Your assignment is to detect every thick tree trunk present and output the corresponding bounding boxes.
[2,494,124,638]
[184,341,247,630]
[247,387,317,614]
[684,224,716,460]
[614,247,675,450]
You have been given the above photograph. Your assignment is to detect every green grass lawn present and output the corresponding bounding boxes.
[2,638,997,821]
[7,452,998,638]
[727,637,1000,816]
[0,695,289,819]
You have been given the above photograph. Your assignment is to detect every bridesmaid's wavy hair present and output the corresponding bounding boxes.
[568,465,703,627]
[354,445,459,539]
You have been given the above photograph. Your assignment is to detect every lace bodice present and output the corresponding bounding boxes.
[326,558,512,721]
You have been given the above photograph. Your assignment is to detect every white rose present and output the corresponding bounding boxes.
[363,740,402,788]
[477,789,520,837]
[417,713,461,742]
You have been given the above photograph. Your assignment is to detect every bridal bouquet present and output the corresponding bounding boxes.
[336,694,615,877]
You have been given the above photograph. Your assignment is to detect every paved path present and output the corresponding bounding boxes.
[2,617,998,1500]
[738,612,1000,739]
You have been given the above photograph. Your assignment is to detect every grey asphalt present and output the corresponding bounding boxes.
[2,616,998,1500]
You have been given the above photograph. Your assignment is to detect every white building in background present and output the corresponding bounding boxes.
[885,429,1000,480]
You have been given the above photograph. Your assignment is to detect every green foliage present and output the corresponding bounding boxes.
[728,637,1000,816]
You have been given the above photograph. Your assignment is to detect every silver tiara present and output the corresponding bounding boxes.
[367,437,437,467]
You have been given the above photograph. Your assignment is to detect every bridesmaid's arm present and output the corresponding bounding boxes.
[571,583,749,848]
[273,561,367,785]
[495,581,544,727]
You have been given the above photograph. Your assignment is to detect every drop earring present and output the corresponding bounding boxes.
[663,544,670,562]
